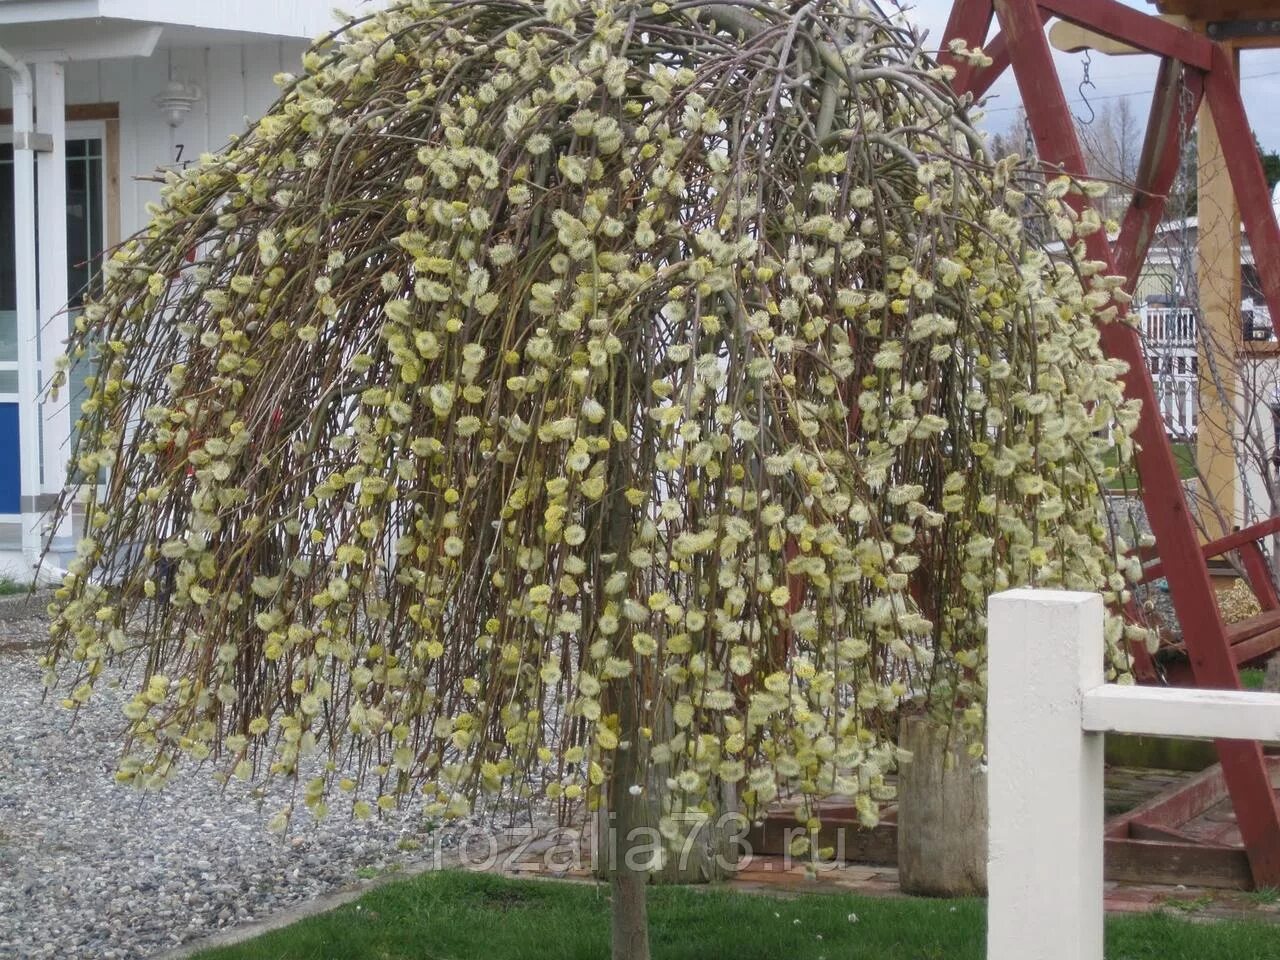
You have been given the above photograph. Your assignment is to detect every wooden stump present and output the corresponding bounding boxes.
[896,714,988,896]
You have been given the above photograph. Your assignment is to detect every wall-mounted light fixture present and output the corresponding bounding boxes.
[155,79,202,128]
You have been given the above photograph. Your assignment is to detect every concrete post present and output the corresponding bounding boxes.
[34,60,72,558]
[0,50,43,572]
[897,713,988,897]
[987,589,1105,960]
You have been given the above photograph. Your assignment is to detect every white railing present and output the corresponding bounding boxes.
[1151,375,1197,439]
[1137,304,1199,438]
[1139,300,1276,346]
[987,589,1280,960]
[1140,304,1198,348]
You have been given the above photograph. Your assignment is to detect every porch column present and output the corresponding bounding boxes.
[34,61,72,558]
[0,49,42,571]
[1196,44,1241,538]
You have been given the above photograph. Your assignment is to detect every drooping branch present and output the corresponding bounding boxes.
[45,0,1139,861]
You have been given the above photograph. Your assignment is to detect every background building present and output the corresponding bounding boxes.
[0,1,351,579]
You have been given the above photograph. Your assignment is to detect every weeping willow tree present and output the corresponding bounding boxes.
[45,0,1144,955]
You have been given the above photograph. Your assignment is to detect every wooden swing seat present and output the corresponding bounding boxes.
[1131,516,1280,681]
[940,0,1280,885]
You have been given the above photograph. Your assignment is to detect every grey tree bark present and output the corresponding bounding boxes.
[896,713,988,897]
[608,679,653,960]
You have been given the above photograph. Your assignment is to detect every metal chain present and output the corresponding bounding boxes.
[1074,50,1097,126]
[1165,71,1198,442]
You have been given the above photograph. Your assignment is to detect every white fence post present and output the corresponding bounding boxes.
[987,589,1105,960]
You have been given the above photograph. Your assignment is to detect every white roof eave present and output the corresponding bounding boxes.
[0,0,346,42]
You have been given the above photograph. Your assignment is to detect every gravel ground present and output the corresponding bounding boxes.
[1107,491,1180,637]
[0,610,517,960]
[0,489,1208,957]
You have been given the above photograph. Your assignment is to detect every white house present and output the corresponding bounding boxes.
[0,1,356,580]
[1037,186,1280,443]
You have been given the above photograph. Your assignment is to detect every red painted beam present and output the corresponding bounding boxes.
[940,0,995,95]
[992,0,1280,887]
[967,29,1011,100]
[1204,43,1280,359]
[1230,623,1280,667]
[966,14,1052,102]
[1106,763,1228,838]
[1240,540,1280,611]
[1116,61,1204,290]
[1193,516,1280,561]
[1140,511,1280,581]
[1036,0,1215,71]
[942,5,1043,109]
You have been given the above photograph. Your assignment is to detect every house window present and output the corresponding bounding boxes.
[63,138,106,457]
[65,139,105,308]
[0,136,107,514]
[0,145,16,366]
[0,142,21,516]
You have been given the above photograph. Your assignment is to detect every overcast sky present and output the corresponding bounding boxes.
[892,0,1280,151]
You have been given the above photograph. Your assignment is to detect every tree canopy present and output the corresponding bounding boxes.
[46,0,1139,853]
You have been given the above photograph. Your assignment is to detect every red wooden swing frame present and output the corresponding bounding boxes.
[940,0,1280,887]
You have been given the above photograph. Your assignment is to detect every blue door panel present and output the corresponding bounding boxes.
[0,403,19,514]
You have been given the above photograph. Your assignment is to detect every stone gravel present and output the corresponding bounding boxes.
[1107,491,1179,637]
[0,610,496,960]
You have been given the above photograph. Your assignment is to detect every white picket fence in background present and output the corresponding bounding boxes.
[986,590,1280,960]
[1150,375,1197,439]
[1139,304,1199,440]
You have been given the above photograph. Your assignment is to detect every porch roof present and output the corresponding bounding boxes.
[0,0,348,55]
[1147,1,1280,18]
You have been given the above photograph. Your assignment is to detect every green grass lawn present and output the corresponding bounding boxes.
[1241,667,1267,691]
[1171,442,1196,480]
[1104,442,1196,492]
[191,869,1280,960]
[0,576,28,597]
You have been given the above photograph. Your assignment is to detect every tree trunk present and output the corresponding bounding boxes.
[599,378,651,960]
[594,350,735,960]
[608,679,652,960]
[596,705,739,886]
[896,713,988,897]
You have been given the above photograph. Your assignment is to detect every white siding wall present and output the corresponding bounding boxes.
[1240,356,1280,525]
[2,41,308,238]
